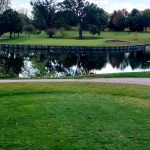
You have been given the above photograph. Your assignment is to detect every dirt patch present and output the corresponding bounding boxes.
[106,40,131,45]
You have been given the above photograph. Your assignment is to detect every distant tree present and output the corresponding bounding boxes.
[0,14,5,36]
[1,9,22,38]
[24,24,35,37]
[109,9,128,31]
[0,0,10,13]
[59,0,89,39]
[83,3,108,36]
[142,9,150,31]
[0,0,10,36]
[128,9,144,32]
[31,0,57,31]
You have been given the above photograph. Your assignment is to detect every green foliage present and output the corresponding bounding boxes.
[18,12,31,28]
[31,0,56,29]
[46,28,56,38]
[0,9,22,38]
[0,53,23,78]
[128,9,144,32]
[34,29,41,35]
[59,0,88,39]
[54,10,76,29]
[89,25,101,36]
[59,28,67,38]
[24,25,35,37]
[142,9,150,31]
[83,3,108,32]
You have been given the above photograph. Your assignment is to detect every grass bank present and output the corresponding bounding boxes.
[0,82,149,149]
[1,72,150,79]
[64,72,150,79]
[0,31,150,46]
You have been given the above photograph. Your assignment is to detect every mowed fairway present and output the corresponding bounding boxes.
[0,82,150,150]
[0,31,150,46]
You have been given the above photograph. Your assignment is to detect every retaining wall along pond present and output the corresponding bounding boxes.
[0,44,147,54]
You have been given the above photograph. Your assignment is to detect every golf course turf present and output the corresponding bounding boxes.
[0,31,150,46]
[0,82,149,149]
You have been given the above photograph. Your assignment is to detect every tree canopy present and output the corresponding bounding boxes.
[0,0,150,39]
[0,9,22,38]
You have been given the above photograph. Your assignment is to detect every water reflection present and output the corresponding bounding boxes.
[0,51,150,78]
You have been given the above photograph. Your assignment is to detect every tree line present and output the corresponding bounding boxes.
[0,0,150,39]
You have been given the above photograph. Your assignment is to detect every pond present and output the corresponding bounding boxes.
[0,51,150,78]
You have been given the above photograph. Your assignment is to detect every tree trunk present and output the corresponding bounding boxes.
[10,32,12,39]
[79,29,83,39]
[49,34,53,38]
[78,20,83,39]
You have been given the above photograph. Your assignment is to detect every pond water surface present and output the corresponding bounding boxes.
[0,51,150,78]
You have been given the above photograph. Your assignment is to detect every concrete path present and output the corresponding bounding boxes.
[0,78,150,86]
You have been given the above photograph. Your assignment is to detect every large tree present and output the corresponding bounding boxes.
[31,0,57,29]
[83,3,108,35]
[1,9,22,38]
[59,0,89,39]
[128,9,144,32]
[0,0,10,13]
[142,9,150,31]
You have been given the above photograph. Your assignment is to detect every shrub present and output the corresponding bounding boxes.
[24,25,35,37]
[89,25,101,36]
[46,28,56,38]
[59,28,67,38]
[34,30,41,35]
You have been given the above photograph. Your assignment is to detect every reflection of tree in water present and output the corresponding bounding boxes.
[108,53,129,70]
[46,54,77,76]
[31,54,77,76]
[128,52,150,70]
[46,53,107,75]
[77,54,107,74]
[1,51,150,78]
[50,54,77,73]
[31,54,49,77]
[0,53,24,77]
[32,53,108,76]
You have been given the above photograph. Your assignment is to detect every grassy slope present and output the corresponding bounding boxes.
[0,83,149,150]
[0,31,150,46]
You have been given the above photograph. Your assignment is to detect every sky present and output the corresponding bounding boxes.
[12,0,150,16]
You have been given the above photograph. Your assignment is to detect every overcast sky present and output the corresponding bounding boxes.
[12,0,150,16]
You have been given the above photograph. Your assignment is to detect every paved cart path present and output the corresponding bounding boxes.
[0,78,150,86]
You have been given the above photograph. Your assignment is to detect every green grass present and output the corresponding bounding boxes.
[0,82,150,149]
[64,72,150,79]
[1,72,150,79]
[0,31,150,46]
